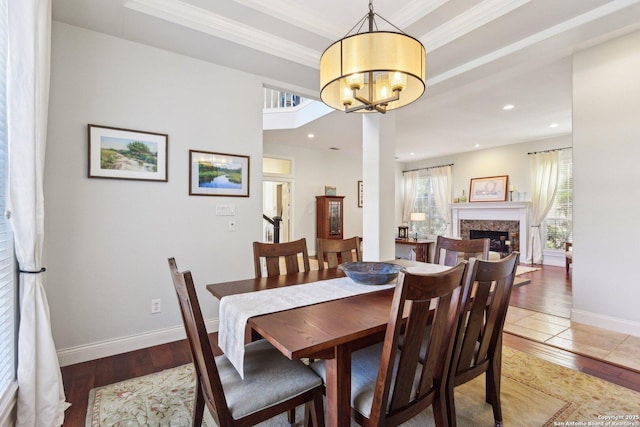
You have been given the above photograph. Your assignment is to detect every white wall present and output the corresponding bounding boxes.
[46,23,265,364]
[263,142,363,254]
[572,30,640,336]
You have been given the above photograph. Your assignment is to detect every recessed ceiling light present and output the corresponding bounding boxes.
[502,104,514,110]
[409,152,415,156]
[549,123,559,128]
[474,144,481,148]
[307,133,315,139]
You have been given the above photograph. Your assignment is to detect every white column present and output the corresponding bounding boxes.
[362,114,396,261]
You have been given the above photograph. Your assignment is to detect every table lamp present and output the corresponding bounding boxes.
[410,212,426,240]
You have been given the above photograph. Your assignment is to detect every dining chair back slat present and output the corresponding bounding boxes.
[446,252,520,427]
[316,237,362,269]
[434,236,490,266]
[253,238,311,278]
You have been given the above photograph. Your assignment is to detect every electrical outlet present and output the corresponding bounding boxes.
[228,219,236,232]
[151,299,161,314]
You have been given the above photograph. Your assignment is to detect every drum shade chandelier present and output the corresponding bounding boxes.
[320,1,426,114]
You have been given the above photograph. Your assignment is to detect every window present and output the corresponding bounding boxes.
[545,150,572,249]
[411,172,447,237]
[0,0,16,413]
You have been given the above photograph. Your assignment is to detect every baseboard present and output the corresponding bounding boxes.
[57,318,219,367]
[571,309,640,338]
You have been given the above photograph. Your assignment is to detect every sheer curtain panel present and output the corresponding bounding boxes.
[528,150,561,264]
[0,0,17,422]
[402,170,418,223]
[8,0,68,425]
[430,165,452,235]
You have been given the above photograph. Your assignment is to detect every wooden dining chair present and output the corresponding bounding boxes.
[565,242,573,273]
[434,235,490,266]
[310,262,469,427]
[316,236,362,269]
[167,258,325,427]
[253,238,311,278]
[445,252,520,427]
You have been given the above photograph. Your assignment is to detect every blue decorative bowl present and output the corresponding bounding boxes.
[338,262,404,285]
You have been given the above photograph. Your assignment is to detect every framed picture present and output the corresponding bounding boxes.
[469,175,508,202]
[324,186,337,196]
[358,180,363,207]
[189,150,250,197]
[88,124,168,181]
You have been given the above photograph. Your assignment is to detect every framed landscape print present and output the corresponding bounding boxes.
[88,124,168,181]
[189,150,250,197]
[469,175,508,202]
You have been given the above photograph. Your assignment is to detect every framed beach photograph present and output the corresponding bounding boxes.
[469,175,508,202]
[358,180,363,207]
[88,124,168,181]
[189,150,250,197]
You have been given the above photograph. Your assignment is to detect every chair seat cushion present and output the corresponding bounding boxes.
[217,339,322,419]
[309,343,421,418]
[565,251,573,260]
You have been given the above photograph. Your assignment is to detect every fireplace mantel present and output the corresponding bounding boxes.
[450,202,531,260]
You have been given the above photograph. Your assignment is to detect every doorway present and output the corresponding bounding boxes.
[263,180,292,243]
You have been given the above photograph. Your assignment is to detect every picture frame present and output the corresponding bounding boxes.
[358,180,363,207]
[324,186,337,196]
[469,175,508,202]
[189,150,250,197]
[88,124,168,181]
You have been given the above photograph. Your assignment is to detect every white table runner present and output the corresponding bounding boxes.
[218,262,449,377]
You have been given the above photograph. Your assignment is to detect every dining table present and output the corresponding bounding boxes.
[206,259,449,427]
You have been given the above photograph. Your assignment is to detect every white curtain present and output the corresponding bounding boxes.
[528,150,561,264]
[8,0,68,425]
[430,165,452,235]
[402,170,418,223]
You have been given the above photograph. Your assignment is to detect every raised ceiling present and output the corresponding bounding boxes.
[53,0,640,161]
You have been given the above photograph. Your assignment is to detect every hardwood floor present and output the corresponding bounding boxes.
[509,264,573,318]
[60,265,640,426]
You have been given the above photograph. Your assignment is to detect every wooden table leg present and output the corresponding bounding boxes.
[324,344,351,427]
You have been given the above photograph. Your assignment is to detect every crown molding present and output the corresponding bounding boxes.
[232,0,345,39]
[125,0,320,68]
[388,0,450,29]
[420,0,531,52]
[427,0,640,86]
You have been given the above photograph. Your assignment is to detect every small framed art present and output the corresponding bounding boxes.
[189,150,250,197]
[88,124,168,181]
[469,175,508,202]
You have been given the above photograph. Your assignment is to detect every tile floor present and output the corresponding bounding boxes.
[504,306,640,372]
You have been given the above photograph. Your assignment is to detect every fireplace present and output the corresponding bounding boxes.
[470,229,510,255]
[450,201,531,261]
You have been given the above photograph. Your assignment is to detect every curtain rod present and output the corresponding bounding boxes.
[403,163,454,173]
[527,146,572,155]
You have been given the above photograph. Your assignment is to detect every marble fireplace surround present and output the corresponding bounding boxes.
[450,202,532,261]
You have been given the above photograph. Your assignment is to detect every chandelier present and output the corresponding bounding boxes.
[319,1,426,114]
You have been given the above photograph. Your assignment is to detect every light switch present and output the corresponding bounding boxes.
[216,204,236,216]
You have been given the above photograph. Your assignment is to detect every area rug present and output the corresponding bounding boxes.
[87,347,640,426]
[516,265,541,275]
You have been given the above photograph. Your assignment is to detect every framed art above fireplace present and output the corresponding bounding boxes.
[469,175,508,202]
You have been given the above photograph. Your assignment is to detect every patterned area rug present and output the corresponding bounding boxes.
[87,347,640,426]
